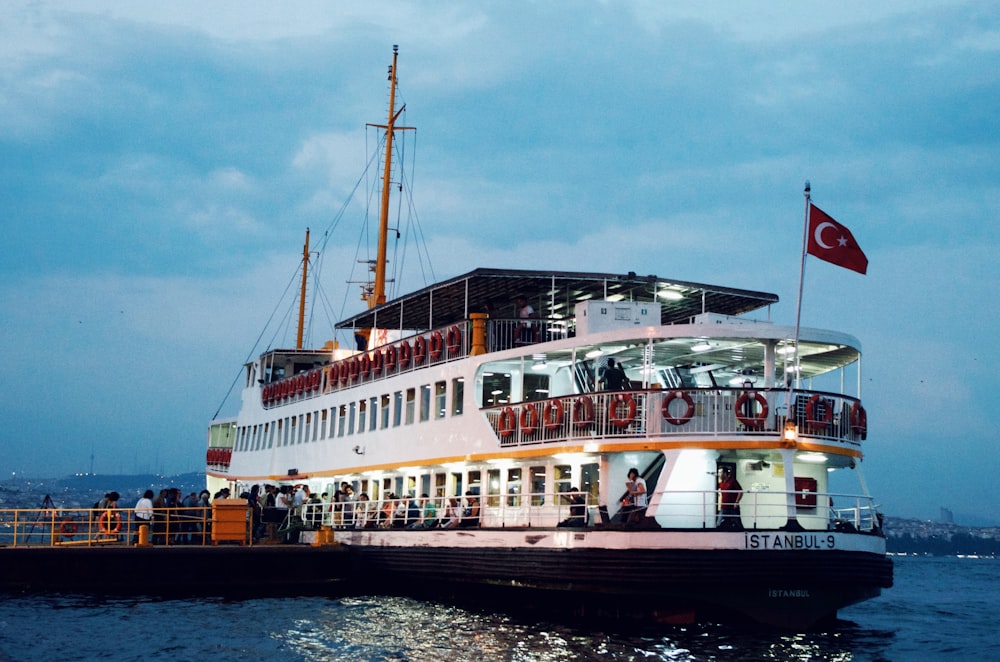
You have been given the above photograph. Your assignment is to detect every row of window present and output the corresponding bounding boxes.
[235,377,465,453]
[294,462,601,510]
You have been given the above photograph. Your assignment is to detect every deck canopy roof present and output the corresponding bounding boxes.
[336,268,779,332]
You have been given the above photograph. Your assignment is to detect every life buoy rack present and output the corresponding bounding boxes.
[359,353,371,378]
[573,396,595,429]
[519,402,539,435]
[805,394,834,428]
[497,406,516,438]
[384,344,397,371]
[446,325,462,354]
[371,349,384,375]
[428,331,444,360]
[413,335,427,365]
[542,399,564,431]
[398,341,412,368]
[850,401,868,440]
[609,393,636,429]
[59,518,77,538]
[734,391,769,429]
[327,363,339,388]
[297,373,307,395]
[310,369,321,392]
[661,390,695,426]
[349,358,360,382]
[98,510,122,535]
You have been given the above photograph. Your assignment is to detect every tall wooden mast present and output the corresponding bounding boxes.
[296,228,310,349]
[365,45,414,310]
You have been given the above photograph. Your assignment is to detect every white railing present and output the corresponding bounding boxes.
[486,388,866,447]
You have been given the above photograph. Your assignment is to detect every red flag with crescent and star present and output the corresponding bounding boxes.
[806,203,868,274]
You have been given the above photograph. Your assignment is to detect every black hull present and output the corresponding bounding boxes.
[342,544,893,629]
[0,541,891,629]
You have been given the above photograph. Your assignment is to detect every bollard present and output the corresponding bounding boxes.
[137,523,152,547]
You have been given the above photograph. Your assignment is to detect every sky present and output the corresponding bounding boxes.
[2,1,998,524]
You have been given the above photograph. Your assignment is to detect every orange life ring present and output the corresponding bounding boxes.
[429,331,444,360]
[371,349,384,375]
[328,363,339,388]
[542,399,564,431]
[384,344,397,370]
[734,392,769,429]
[497,407,516,438]
[310,369,321,391]
[398,341,412,368]
[349,357,360,382]
[519,403,539,435]
[573,396,595,429]
[339,361,350,385]
[805,394,834,428]
[413,335,427,365]
[609,393,636,428]
[59,518,77,538]
[850,401,868,439]
[662,390,695,426]
[98,510,122,535]
[446,325,462,354]
[359,353,372,378]
[296,374,305,395]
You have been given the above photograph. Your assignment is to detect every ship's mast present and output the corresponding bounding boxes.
[296,228,310,349]
[365,45,414,310]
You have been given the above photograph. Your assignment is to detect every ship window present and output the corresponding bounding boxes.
[348,402,357,435]
[524,373,549,402]
[581,462,600,505]
[483,373,511,407]
[530,466,546,506]
[337,405,347,437]
[451,472,463,498]
[380,394,390,429]
[393,391,403,427]
[555,465,572,495]
[435,381,447,419]
[420,384,431,422]
[451,377,464,416]
[369,397,378,432]
[468,470,481,495]
[320,409,328,440]
[487,469,501,507]
[304,413,312,444]
[358,400,366,433]
[405,388,415,425]
[267,422,274,448]
[507,468,522,507]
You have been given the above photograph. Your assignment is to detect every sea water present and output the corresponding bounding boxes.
[0,555,994,661]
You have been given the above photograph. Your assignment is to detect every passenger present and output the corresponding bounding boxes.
[625,468,647,526]
[557,488,587,527]
[133,489,154,544]
[247,484,263,542]
[459,492,481,528]
[341,485,355,528]
[393,496,408,528]
[599,358,629,391]
[181,491,200,544]
[442,497,462,529]
[198,489,212,539]
[306,491,324,529]
[514,296,536,345]
[718,467,743,530]
[354,492,369,528]
[420,493,438,528]
[152,489,169,545]
[404,495,421,527]
[380,493,396,527]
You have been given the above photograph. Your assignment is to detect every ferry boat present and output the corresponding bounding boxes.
[205,47,892,628]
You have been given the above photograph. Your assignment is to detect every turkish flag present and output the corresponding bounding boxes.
[806,203,868,275]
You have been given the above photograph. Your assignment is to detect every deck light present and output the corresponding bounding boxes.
[783,421,798,443]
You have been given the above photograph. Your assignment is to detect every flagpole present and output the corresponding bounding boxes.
[788,181,812,420]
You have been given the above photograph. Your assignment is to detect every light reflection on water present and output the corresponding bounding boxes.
[1,557,997,661]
